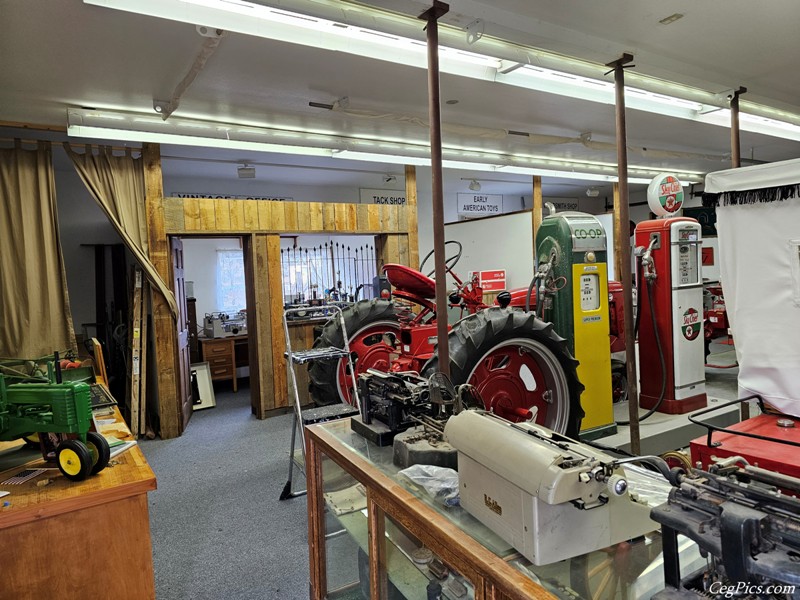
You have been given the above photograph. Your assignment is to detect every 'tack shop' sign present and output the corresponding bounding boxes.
[647,174,684,216]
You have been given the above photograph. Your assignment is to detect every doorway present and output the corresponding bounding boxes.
[177,235,255,421]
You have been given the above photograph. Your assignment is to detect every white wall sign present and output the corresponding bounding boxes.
[359,188,406,205]
[172,193,291,201]
[457,193,503,218]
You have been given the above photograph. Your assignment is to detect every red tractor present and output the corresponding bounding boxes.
[309,242,585,437]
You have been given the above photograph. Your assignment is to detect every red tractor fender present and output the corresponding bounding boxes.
[496,287,537,309]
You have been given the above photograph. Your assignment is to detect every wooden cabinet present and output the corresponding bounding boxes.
[200,337,237,392]
[0,409,157,598]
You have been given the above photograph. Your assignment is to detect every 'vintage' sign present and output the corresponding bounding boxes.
[172,193,290,201]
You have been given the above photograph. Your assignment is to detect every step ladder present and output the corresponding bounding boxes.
[279,305,361,500]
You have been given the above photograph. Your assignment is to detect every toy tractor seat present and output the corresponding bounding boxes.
[383,263,436,299]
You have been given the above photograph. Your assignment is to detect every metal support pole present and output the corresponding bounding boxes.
[729,85,748,421]
[730,86,747,169]
[419,1,451,377]
[606,53,641,455]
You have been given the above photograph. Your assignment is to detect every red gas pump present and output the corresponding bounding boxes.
[635,217,707,414]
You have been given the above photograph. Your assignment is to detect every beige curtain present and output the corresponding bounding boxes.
[63,143,177,317]
[0,141,76,358]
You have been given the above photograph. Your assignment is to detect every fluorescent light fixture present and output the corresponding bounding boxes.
[84,0,800,143]
[68,107,700,184]
[85,0,800,142]
[67,123,333,157]
[496,165,653,185]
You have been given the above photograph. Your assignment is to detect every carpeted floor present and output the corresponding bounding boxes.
[140,382,310,600]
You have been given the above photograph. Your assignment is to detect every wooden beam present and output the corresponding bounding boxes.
[143,142,182,439]
[405,165,420,269]
[267,235,288,410]
[244,234,274,418]
[532,175,543,254]
[612,183,624,282]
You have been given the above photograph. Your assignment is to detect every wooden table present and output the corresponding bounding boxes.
[0,409,157,599]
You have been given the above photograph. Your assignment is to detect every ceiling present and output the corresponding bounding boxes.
[1,0,799,199]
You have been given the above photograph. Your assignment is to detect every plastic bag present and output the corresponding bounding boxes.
[398,464,460,507]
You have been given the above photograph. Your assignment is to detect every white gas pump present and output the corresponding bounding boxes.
[634,175,707,415]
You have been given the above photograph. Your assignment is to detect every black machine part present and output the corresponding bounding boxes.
[650,464,800,597]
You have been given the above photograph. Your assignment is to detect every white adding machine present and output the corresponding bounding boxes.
[444,410,657,565]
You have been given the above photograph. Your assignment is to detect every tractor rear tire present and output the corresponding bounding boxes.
[308,299,402,406]
[423,307,584,438]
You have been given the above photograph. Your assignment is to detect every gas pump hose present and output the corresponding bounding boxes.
[524,275,540,315]
[616,274,667,425]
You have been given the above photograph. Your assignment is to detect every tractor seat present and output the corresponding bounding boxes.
[383,263,436,299]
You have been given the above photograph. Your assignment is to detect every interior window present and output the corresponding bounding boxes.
[216,249,246,312]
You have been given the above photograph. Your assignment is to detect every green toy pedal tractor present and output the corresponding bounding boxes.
[0,356,110,481]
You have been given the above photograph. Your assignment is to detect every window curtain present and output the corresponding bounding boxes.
[63,143,177,318]
[0,140,76,357]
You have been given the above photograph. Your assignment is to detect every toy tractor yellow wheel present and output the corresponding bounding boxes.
[85,431,111,475]
[56,440,93,481]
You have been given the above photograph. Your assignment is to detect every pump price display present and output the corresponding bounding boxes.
[580,274,601,311]
[678,245,699,285]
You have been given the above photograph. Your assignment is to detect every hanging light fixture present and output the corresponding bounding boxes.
[469,179,481,191]
[237,163,256,178]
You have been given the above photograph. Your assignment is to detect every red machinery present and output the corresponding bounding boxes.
[689,398,800,488]
[308,241,584,436]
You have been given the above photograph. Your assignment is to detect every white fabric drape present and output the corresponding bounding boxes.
[705,160,800,416]
[0,141,76,357]
[64,143,177,318]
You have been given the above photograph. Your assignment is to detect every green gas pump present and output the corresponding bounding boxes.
[535,209,615,439]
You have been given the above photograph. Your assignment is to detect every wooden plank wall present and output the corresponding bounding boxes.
[152,169,418,429]
[164,198,407,235]
[163,203,415,421]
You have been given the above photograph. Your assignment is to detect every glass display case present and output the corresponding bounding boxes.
[305,419,686,600]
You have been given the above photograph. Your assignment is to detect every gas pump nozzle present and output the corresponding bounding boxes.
[638,238,659,282]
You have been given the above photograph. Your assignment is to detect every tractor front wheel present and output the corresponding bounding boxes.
[56,439,93,481]
[423,308,584,438]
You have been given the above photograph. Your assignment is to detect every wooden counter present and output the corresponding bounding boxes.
[0,409,157,599]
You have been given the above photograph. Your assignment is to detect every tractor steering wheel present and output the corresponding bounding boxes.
[419,240,463,279]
